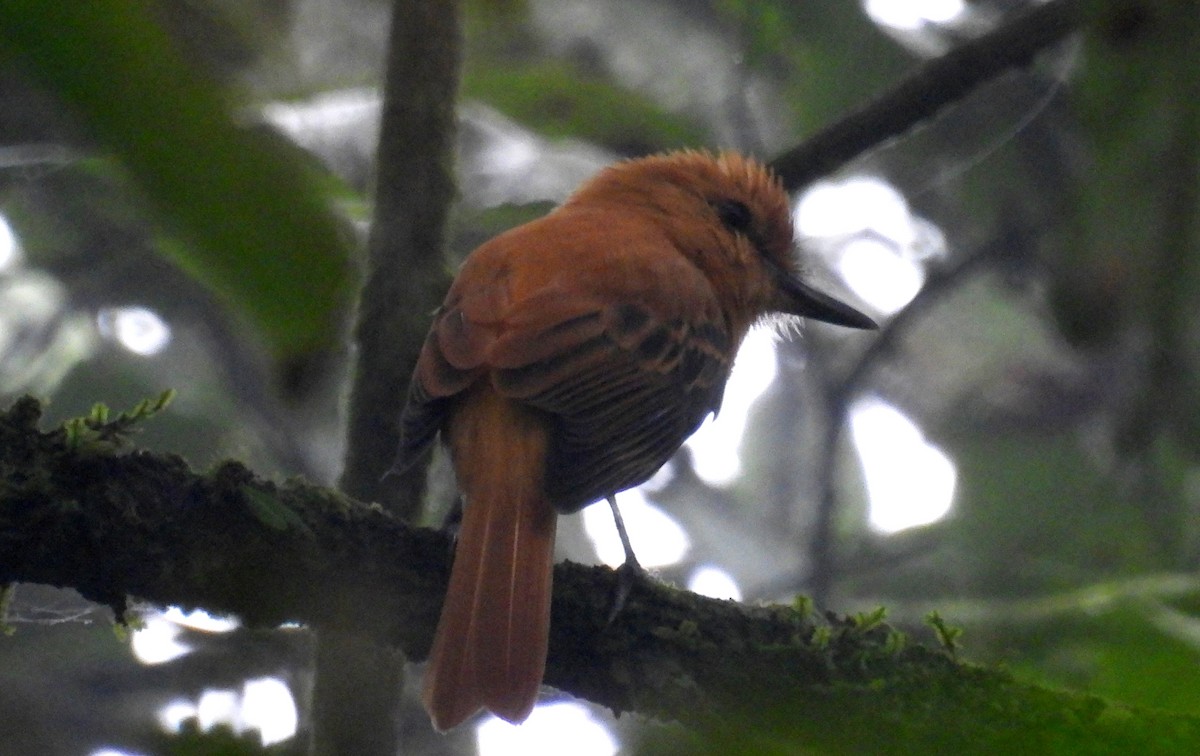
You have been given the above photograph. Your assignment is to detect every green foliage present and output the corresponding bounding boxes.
[62,389,176,451]
[926,611,962,654]
[792,594,814,620]
[714,0,912,134]
[0,0,354,359]
[851,605,888,631]
[462,63,710,152]
[809,624,832,650]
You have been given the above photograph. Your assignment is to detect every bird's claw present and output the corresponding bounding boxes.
[606,554,647,626]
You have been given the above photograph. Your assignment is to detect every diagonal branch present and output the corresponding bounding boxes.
[769,0,1096,191]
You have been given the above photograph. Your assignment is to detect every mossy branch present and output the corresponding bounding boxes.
[3,396,1200,751]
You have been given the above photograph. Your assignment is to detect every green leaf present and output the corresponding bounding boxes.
[61,389,176,450]
[0,0,354,359]
[926,611,962,653]
[853,605,889,631]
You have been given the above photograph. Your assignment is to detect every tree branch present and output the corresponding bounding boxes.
[317,0,462,750]
[5,397,1200,751]
[340,0,461,517]
[769,0,1097,191]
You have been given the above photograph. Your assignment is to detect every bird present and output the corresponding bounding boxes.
[394,150,876,732]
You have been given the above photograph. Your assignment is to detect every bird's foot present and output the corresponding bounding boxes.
[605,495,648,625]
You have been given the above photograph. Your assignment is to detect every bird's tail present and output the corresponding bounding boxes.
[421,390,557,731]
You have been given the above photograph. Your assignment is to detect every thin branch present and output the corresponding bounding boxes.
[769,0,1095,192]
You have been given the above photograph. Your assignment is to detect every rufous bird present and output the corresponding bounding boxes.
[395,150,876,731]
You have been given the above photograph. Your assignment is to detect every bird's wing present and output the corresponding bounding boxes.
[392,267,509,475]
[488,284,733,512]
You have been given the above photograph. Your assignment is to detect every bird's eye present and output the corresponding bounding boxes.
[713,199,753,234]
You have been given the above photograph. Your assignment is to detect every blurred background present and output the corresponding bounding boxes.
[2,0,1198,753]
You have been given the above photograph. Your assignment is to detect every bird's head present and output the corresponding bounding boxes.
[569,150,877,336]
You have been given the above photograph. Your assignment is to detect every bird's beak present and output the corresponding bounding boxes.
[773,264,877,330]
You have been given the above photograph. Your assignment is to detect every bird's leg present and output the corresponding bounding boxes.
[606,494,646,625]
[607,494,640,568]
